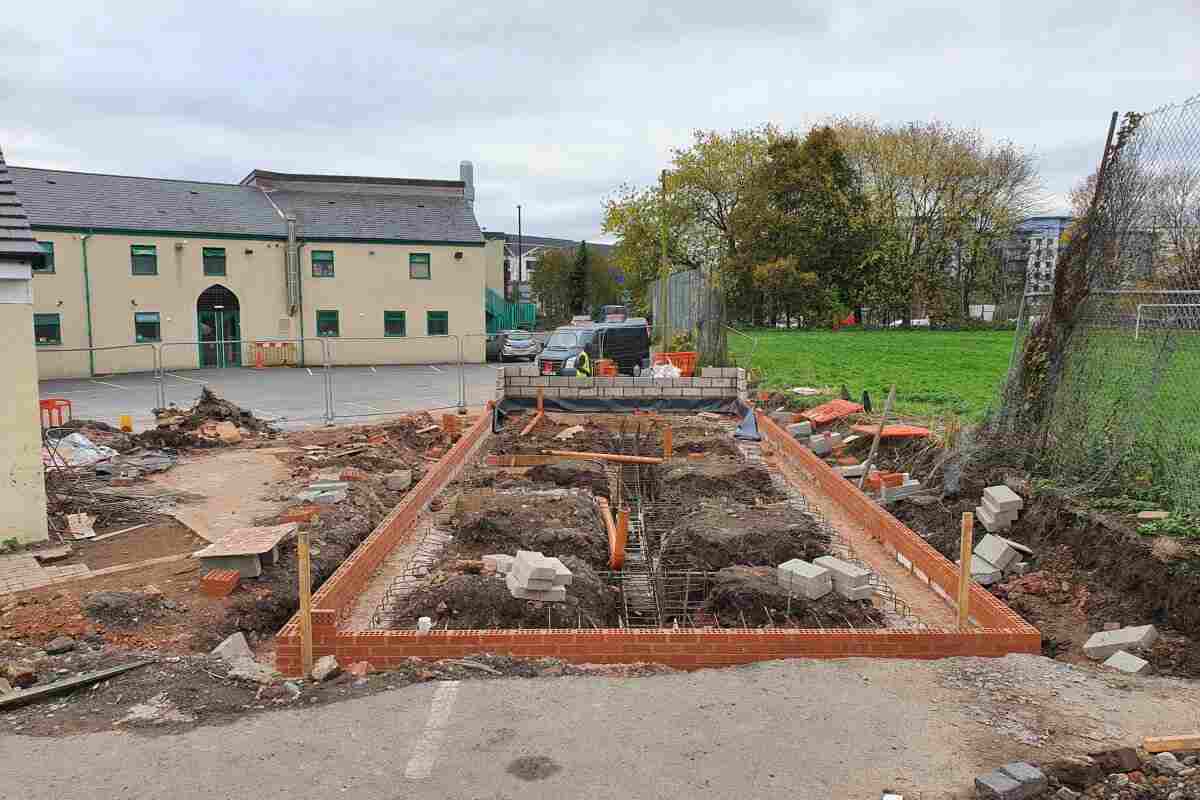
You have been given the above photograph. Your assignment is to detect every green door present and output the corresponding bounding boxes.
[197,308,242,368]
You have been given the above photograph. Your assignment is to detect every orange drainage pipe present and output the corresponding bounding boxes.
[545,450,665,464]
[597,498,626,569]
[663,425,673,459]
[613,507,629,569]
[520,412,544,437]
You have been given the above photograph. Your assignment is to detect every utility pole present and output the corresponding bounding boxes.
[516,204,523,306]
[658,169,670,352]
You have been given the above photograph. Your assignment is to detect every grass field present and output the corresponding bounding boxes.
[728,328,1016,418]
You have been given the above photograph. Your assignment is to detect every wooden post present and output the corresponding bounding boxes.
[858,384,896,490]
[663,425,673,459]
[957,511,974,629]
[298,527,314,677]
[537,386,544,414]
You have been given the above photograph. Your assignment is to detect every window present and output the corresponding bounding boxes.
[384,310,406,337]
[202,247,227,276]
[316,310,340,337]
[134,312,161,342]
[131,244,158,275]
[34,241,54,273]
[409,253,431,280]
[427,310,448,336]
[312,250,335,277]
[33,313,61,345]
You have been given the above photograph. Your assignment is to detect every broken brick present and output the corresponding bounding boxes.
[340,466,370,482]
[281,504,322,524]
[800,399,864,426]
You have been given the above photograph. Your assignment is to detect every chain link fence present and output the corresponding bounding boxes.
[988,95,1200,510]
[646,268,728,363]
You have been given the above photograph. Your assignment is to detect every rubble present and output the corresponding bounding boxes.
[1083,624,1158,660]
[1103,650,1151,674]
[505,551,571,601]
[211,632,255,665]
[311,655,341,682]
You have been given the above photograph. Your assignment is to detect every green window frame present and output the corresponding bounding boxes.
[384,310,407,337]
[312,250,335,277]
[134,311,161,342]
[34,241,55,273]
[427,310,449,336]
[202,247,227,276]
[131,244,158,275]
[34,313,61,345]
[316,310,340,337]
[409,253,431,280]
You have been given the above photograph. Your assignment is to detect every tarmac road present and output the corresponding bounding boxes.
[6,655,1198,800]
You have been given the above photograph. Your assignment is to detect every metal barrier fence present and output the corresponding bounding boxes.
[35,344,161,426]
[321,335,464,421]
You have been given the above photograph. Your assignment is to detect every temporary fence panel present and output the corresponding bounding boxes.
[35,344,161,428]
[323,336,464,421]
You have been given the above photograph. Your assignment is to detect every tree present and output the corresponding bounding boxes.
[570,241,590,314]
[529,244,623,326]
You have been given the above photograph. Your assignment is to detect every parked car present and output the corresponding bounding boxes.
[535,320,650,376]
[594,304,629,323]
[499,329,541,361]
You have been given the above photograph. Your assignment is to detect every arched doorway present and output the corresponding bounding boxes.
[196,285,241,368]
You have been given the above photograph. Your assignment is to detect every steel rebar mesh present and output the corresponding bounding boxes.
[989,96,1200,508]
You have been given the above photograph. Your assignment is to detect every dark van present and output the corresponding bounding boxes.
[535,320,650,376]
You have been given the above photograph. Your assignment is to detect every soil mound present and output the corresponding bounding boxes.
[525,460,610,498]
[656,462,785,505]
[660,502,829,571]
[454,494,608,568]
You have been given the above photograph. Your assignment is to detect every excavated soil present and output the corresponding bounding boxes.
[524,460,611,499]
[654,461,785,505]
[704,566,886,628]
[387,556,617,629]
[658,501,830,572]
[451,493,609,569]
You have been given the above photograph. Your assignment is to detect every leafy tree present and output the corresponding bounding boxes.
[529,244,622,326]
[570,241,590,314]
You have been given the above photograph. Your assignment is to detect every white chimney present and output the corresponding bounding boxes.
[459,160,475,205]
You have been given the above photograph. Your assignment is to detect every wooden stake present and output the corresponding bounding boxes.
[298,527,314,677]
[663,425,673,459]
[957,511,974,629]
[536,387,544,414]
[545,449,664,464]
[858,384,896,490]
[520,411,544,437]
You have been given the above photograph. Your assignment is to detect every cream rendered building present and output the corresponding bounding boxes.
[0,149,49,543]
[11,162,490,378]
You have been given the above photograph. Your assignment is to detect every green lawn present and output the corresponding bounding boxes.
[728,328,1016,418]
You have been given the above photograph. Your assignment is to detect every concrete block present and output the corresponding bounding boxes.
[1008,561,1032,576]
[614,376,634,386]
[786,421,813,438]
[529,377,549,387]
[975,770,1026,800]
[982,496,1020,522]
[506,573,567,602]
[662,388,683,397]
[776,559,832,600]
[681,387,703,397]
[593,377,615,387]
[315,489,347,505]
[1103,650,1151,674]
[1083,625,1158,660]
[983,485,1024,513]
[517,364,539,376]
[512,550,555,583]
[482,554,514,574]
[559,388,580,398]
[700,388,727,398]
[957,555,1002,585]
[998,762,1048,796]
[507,376,530,387]
[838,583,875,602]
[836,463,867,478]
[813,556,870,589]
[309,480,349,491]
[976,504,1012,533]
[211,632,254,665]
[543,557,573,586]
[975,534,1021,571]
[808,433,842,455]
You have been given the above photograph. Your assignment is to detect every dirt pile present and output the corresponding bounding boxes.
[525,460,610,499]
[704,566,885,628]
[658,502,829,571]
[158,387,274,434]
[453,493,608,568]
[655,462,785,505]
[82,591,166,628]
[388,556,617,629]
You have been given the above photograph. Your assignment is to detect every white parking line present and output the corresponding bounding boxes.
[165,373,206,384]
[428,364,442,373]
[89,379,126,389]
[306,367,314,376]
[370,366,377,373]
[343,401,381,412]
[404,681,459,780]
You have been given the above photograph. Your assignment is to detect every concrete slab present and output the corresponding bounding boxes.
[957,555,1002,586]
[1083,625,1159,660]
[999,762,1048,796]
[777,559,832,600]
[194,523,298,558]
[975,534,1021,572]
[1103,650,1151,674]
[975,770,1026,800]
[813,556,870,589]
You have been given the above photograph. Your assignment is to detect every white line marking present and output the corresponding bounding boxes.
[89,379,126,389]
[306,368,314,376]
[165,373,206,384]
[404,681,459,780]
[428,364,442,373]
[343,401,381,411]
[370,366,377,373]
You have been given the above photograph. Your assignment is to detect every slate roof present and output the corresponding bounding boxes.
[271,189,483,244]
[7,165,485,244]
[9,167,284,237]
[0,150,47,262]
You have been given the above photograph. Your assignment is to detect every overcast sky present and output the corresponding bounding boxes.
[3,1,1197,241]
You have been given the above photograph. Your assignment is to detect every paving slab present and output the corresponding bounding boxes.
[1103,650,1151,675]
[975,534,1021,572]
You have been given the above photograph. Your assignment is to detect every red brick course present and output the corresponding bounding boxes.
[200,569,240,598]
[273,402,1040,677]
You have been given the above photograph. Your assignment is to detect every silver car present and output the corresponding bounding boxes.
[500,329,541,361]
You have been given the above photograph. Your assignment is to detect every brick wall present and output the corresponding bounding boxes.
[274,398,1040,677]
[497,365,748,403]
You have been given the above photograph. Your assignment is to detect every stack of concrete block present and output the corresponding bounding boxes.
[975,762,1047,799]
[786,420,813,439]
[497,366,747,403]
[505,550,571,601]
[880,476,922,503]
[808,432,843,456]
[836,462,867,478]
[776,559,832,600]
[1083,624,1158,660]
[813,556,874,601]
[960,533,1026,586]
[977,485,1023,533]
